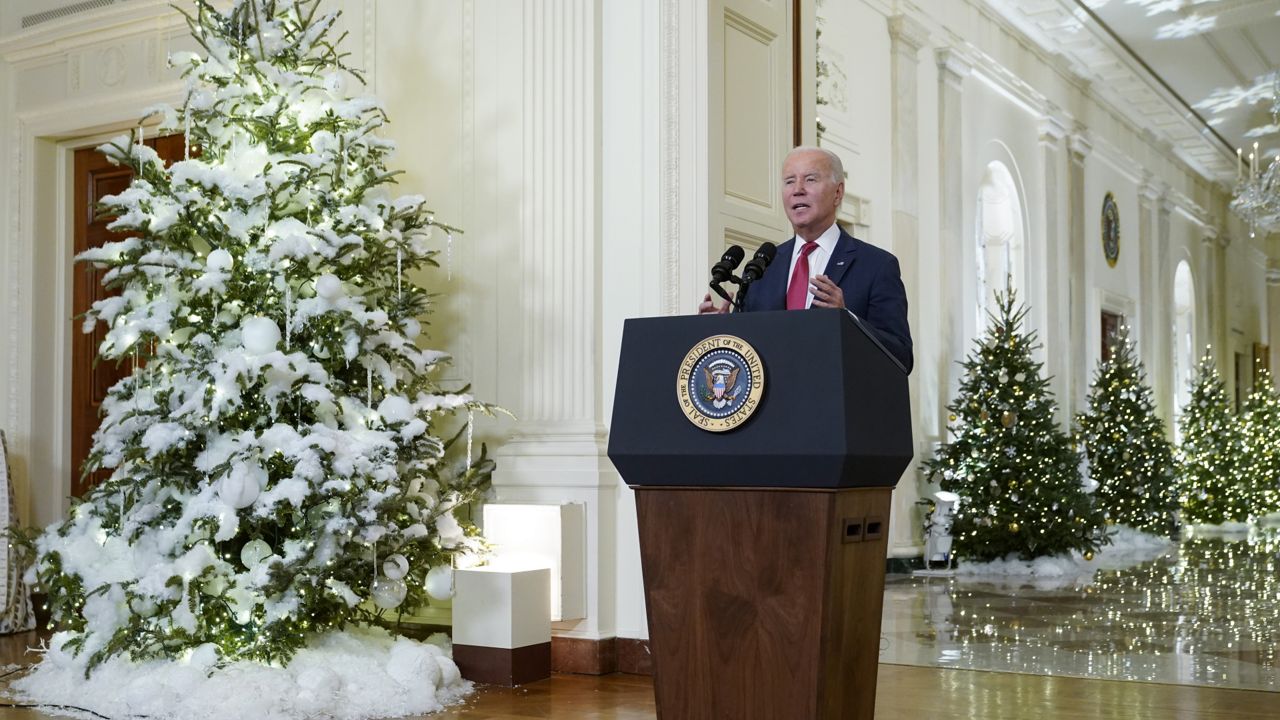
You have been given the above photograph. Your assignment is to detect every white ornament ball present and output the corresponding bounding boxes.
[377,396,414,424]
[323,71,347,96]
[206,248,233,271]
[220,461,266,509]
[240,539,273,569]
[241,316,281,355]
[371,577,408,609]
[315,274,345,302]
[425,565,454,601]
[382,553,410,581]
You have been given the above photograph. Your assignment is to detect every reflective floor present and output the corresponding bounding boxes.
[881,526,1280,691]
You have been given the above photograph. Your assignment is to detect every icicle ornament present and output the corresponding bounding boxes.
[466,408,474,468]
[284,281,292,351]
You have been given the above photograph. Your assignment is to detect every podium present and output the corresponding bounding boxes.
[608,309,912,720]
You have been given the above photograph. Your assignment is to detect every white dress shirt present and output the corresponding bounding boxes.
[785,222,841,309]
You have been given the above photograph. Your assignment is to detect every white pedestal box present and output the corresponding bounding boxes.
[451,566,551,686]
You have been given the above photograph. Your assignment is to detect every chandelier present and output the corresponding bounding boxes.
[1231,73,1280,239]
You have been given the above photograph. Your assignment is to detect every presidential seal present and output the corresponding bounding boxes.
[676,334,765,432]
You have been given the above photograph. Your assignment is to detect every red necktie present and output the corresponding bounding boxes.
[786,241,820,310]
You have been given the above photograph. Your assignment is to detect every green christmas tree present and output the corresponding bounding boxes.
[924,290,1106,562]
[1075,326,1178,535]
[1239,368,1280,518]
[1177,352,1248,524]
[27,0,496,671]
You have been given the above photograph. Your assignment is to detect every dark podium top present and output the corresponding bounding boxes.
[608,309,912,489]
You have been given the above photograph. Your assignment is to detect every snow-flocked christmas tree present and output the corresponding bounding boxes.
[28,0,495,673]
[1177,352,1247,525]
[1075,326,1179,536]
[923,289,1106,562]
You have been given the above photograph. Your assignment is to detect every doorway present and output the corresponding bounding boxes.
[70,135,184,498]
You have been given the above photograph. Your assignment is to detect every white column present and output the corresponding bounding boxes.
[1156,194,1175,426]
[887,14,929,559]
[1268,260,1280,381]
[935,46,970,426]
[1067,132,1092,417]
[493,0,617,642]
[1137,180,1162,421]
[1216,233,1230,368]
[1137,180,1155,360]
[1200,228,1223,370]
[1038,114,1068,423]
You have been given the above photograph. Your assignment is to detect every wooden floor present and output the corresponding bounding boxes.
[421,666,1278,720]
[0,628,1273,719]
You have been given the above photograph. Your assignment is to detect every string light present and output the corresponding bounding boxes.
[25,0,497,672]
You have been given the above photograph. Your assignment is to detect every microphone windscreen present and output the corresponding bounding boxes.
[740,242,778,283]
[710,245,745,283]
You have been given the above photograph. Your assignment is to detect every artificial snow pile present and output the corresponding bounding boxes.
[12,627,470,720]
[955,526,1175,578]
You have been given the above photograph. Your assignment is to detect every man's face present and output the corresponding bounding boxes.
[782,150,844,240]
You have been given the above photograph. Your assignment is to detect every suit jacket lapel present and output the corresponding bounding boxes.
[765,238,796,309]
[823,229,859,287]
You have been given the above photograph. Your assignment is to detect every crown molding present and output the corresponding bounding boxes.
[981,0,1232,184]
[0,0,187,65]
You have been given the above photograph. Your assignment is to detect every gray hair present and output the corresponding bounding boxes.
[786,145,845,183]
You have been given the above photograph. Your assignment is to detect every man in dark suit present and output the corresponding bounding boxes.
[699,146,913,373]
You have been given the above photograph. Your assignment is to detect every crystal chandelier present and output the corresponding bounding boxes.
[1231,73,1280,239]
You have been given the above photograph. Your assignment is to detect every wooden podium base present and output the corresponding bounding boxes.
[634,486,892,720]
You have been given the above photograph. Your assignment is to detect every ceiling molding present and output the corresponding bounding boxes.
[982,0,1235,185]
[0,0,182,64]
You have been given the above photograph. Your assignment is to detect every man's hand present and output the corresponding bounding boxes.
[699,291,732,315]
[810,275,844,309]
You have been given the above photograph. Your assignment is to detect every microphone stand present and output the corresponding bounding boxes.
[710,275,742,311]
[732,277,754,313]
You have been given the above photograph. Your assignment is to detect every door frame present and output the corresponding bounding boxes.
[5,89,179,530]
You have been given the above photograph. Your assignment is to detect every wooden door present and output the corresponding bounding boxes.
[71,135,184,498]
[1100,310,1123,364]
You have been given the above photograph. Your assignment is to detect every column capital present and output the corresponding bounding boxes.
[888,14,930,56]
[1068,131,1092,164]
[1267,259,1280,286]
[935,47,972,87]
[1038,114,1068,146]
[1139,178,1163,203]
[1201,226,1221,247]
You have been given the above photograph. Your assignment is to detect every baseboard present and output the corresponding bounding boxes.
[551,636,616,674]
[617,637,652,675]
[550,636,653,675]
[885,556,924,574]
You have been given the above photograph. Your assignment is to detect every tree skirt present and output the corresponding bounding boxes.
[9,626,470,719]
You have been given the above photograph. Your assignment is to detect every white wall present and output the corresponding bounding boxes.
[0,0,1272,648]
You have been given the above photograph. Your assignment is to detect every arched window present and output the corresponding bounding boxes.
[975,161,1025,328]
[1172,260,1196,442]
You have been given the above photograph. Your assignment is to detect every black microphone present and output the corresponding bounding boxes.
[740,242,777,284]
[709,245,745,284]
